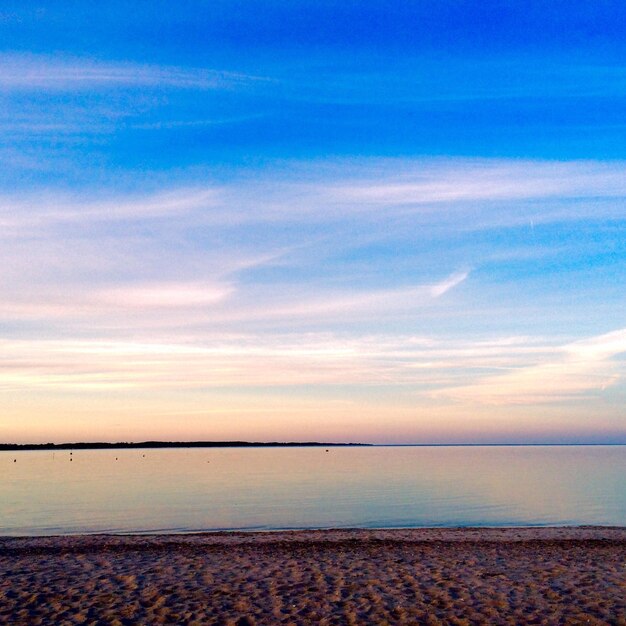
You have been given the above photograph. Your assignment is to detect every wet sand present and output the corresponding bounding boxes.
[1,527,624,625]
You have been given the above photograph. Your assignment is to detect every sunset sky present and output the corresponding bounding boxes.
[1,1,625,443]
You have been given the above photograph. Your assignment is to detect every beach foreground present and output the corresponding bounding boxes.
[1,528,624,625]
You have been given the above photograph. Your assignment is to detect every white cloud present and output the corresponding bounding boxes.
[564,328,626,360]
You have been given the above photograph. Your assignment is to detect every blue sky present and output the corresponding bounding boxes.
[1,1,625,443]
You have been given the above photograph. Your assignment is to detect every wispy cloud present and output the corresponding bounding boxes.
[0,157,623,437]
[3,158,624,234]
[0,54,265,91]
[0,157,622,340]
[0,269,466,330]
[224,270,470,322]
[332,166,624,202]
[429,270,470,297]
[129,114,268,130]
[0,281,233,318]
[94,282,234,309]
[184,157,626,220]
[194,158,626,235]
[0,187,218,232]
[0,331,558,393]
[440,328,626,405]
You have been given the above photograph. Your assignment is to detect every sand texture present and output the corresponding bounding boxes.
[0,527,624,625]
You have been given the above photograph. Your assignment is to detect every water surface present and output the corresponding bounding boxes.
[1,445,624,535]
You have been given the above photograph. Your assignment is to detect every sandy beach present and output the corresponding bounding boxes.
[1,527,624,625]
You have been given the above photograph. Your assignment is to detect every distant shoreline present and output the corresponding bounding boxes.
[0,441,371,451]
[2,442,624,451]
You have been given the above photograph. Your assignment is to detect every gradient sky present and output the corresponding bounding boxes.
[1,1,625,444]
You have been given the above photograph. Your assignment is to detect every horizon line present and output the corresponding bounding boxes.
[1,440,625,451]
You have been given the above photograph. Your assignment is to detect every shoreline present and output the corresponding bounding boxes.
[2,525,625,546]
[0,441,370,452]
[2,524,625,544]
[2,528,624,625]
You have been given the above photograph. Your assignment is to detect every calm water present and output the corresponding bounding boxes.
[1,446,624,536]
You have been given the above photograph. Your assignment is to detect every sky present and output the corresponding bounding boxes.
[1,1,625,444]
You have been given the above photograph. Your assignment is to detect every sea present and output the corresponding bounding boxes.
[1,445,624,536]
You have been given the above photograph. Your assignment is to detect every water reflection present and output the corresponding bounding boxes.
[1,446,624,535]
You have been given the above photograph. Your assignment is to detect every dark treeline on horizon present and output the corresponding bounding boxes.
[0,441,370,451]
